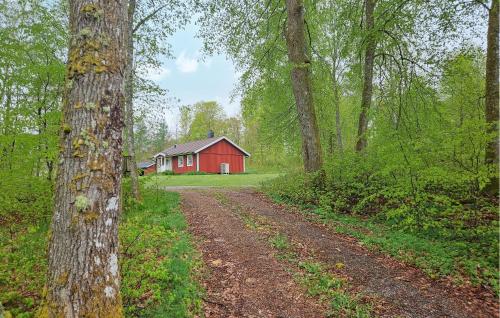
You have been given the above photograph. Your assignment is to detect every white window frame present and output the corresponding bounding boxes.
[178,155,184,167]
[186,154,193,167]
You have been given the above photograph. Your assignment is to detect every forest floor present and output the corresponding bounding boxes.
[179,188,499,318]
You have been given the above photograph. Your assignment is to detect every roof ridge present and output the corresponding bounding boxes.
[156,136,223,157]
[166,136,219,149]
[153,136,249,158]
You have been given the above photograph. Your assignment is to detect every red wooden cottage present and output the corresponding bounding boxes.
[154,136,250,174]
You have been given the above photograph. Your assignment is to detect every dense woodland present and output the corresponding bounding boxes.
[0,0,498,317]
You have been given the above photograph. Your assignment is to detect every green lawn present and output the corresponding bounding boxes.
[143,173,279,188]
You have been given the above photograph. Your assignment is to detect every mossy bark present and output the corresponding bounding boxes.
[41,0,128,316]
[284,0,323,172]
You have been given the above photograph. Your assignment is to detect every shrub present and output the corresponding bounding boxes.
[262,154,499,292]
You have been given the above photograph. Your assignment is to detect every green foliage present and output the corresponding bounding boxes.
[263,167,499,293]
[0,220,49,317]
[296,261,371,318]
[177,101,243,144]
[269,233,290,251]
[120,189,203,317]
[0,184,203,317]
[259,48,498,293]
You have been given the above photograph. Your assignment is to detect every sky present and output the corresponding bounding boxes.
[140,21,241,134]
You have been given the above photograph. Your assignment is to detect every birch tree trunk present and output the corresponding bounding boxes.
[355,0,376,152]
[41,0,128,316]
[125,0,141,201]
[485,0,499,194]
[284,0,323,172]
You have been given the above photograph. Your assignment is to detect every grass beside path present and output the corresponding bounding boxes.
[268,195,500,295]
[121,188,203,317]
[143,173,279,188]
[0,185,203,317]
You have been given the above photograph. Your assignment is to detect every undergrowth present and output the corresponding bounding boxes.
[263,168,499,294]
[120,188,203,317]
[0,184,203,317]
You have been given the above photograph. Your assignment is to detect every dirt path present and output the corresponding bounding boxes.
[179,188,498,318]
[181,190,325,318]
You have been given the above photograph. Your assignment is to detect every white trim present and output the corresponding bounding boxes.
[194,136,251,157]
[196,153,200,172]
[153,152,165,159]
[186,154,193,166]
[165,158,172,171]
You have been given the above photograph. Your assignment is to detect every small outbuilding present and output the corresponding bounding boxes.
[154,135,250,174]
[137,161,156,176]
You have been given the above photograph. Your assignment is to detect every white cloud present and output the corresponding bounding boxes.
[140,66,171,82]
[176,51,199,73]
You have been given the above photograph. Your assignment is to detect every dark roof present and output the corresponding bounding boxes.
[137,161,155,169]
[155,136,250,158]
[158,137,219,156]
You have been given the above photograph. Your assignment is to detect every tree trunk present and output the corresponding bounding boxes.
[41,0,128,316]
[125,0,141,201]
[355,0,377,152]
[332,69,343,154]
[485,0,499,194]
[284,0,322,172]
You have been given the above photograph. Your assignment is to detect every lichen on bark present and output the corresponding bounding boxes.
[41,0,128,316]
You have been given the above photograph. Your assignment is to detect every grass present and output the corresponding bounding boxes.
[0,186,203,318]
[143,173,279,188]
[296,261,371,318]
[269,233,290,250]
[0,221,49,317]
[267,231,372,317]
[268,233,372,318]
[120,187,203,317]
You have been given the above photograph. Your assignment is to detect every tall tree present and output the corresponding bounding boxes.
[125,0,141,201]
[309,0,358,155]
[284,0,322,172]
[42,0,128,316]
[484,0,499,193]
[355,0,377,152]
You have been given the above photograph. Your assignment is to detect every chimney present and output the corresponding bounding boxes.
[207,130,214,138]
